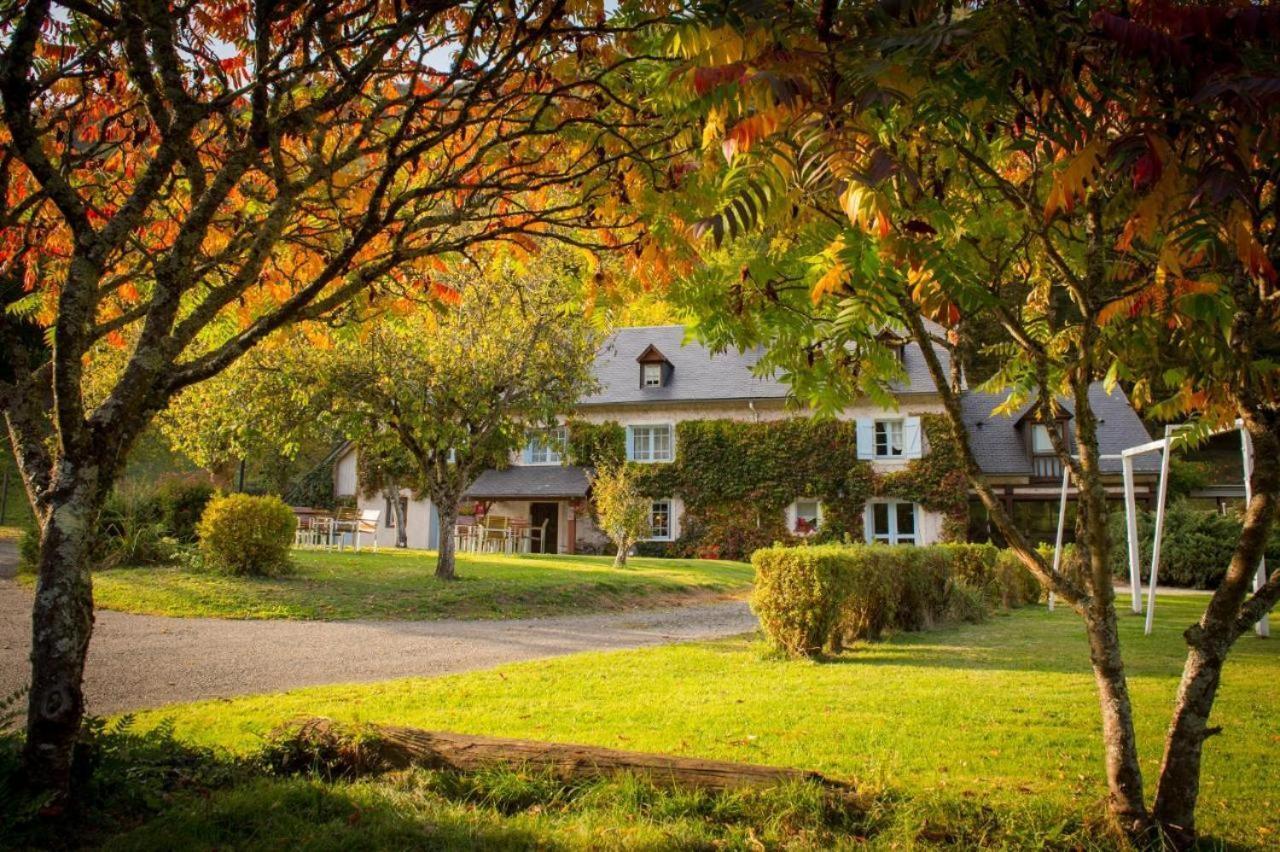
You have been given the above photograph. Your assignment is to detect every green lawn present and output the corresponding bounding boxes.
[87,550,752,620]
[119,596,1280,849]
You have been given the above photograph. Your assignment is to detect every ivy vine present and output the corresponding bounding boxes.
[564,413,968,560]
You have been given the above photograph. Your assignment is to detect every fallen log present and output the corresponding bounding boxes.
[278,717,853,794]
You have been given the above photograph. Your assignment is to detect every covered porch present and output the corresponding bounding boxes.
[458,466,594,555]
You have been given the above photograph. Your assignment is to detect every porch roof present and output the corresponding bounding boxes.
[464,465,591,500]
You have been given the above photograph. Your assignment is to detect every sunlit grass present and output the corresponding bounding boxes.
[131,596,1280,848]
[86,550,752,620]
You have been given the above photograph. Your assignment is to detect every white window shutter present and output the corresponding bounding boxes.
[863,502,874,543]
[855,418,874,460]
[903,416,923,458]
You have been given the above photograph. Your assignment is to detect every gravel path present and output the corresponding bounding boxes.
[0,544,756,715]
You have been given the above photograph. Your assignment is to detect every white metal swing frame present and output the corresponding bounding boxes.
[1049,421,1269,638]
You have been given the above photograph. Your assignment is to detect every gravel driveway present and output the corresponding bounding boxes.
[0,543,756,715]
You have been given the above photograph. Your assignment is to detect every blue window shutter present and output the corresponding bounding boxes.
[855,418,874,460]
[624,426,635,461]
[522,442,533,464]
[902,416,923,458]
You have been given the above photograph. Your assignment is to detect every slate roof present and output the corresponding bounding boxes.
[960,383,1159,475]
[579,324,951,407]
[463,465,591,500]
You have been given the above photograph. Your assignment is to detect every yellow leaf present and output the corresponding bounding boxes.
[811,262,847,304]
[1044,139,1105,221]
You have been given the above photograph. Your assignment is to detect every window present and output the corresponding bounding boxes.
[648,499,672,540]
[627,424,674,463]
[874,419,905,458]
[642,363,663,387]
[383,495,408,529]
[525,426,566,465]
[1031,423,1055,454]
[869,500,918,545]
[791,498,821,535]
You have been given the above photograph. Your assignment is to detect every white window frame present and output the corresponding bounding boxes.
[867,500,919,545]
[873,419,905,459]
[647,498,673,541]
[525,426,566,465]
[788,498,823,536]
[642,363,663,387]
[626,423,675,463]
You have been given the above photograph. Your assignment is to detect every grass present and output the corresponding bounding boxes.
[122,596,1280,849]
[0,525,26,542]
[84,550,753,620]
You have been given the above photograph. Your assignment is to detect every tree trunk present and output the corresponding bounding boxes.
[282,718,853,793]
[383,484,407,548]
[613,538,628,568]
[22,469,105,804]
[436,498,458,580]
[1071,374,1150,833]
[1152,417,1280,848]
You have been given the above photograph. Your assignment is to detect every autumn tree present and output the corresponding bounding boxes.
[356,435,417,549]
[0,0,665,799]
[636,0,1279,844]
[308,252,598,579]
[590,459,651,567]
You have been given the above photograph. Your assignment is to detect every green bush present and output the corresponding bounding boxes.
[154,476,216,542]
[197,493,296,577]
[752,543,1042,658]
[994,549,1045,607]
[1107,501,1280,589]
[750,545,854,658]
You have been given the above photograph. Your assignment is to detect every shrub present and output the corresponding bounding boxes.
[196,493,296,576]
[753,543,1041,658]
[751,545,854,658]
[94,490,177,569]
[993,549,1044,607]
[154,476,216,542]
[1107,501,1280,589]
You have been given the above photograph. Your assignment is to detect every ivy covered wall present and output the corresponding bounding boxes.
[565,414,968,560]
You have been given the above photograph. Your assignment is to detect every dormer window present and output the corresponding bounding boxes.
[636,344,673,389]
[1031,423,1055,454]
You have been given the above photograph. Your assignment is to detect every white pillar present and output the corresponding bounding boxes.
[1144,437,1172,636]
[1050,465,1070,612]
[1121,455,1143,614]
[1241,428,1270,638]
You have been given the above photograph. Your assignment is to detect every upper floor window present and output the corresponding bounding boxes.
[524,426,566,465]
[1031,423,1055,454]
[642,363,663,387]
[874,419,905,458]
[648,499,672,540]
[627,424,674,463]
[868,500,918,545]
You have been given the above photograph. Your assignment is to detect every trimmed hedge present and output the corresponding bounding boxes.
[751,543,1040,658]
[197,493,296,576]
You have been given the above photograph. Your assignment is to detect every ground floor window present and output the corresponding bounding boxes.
[790,498,822,535]
[649,499,672,540]
[868,500,918,545]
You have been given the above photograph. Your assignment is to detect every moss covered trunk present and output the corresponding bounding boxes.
[23,466,106,803]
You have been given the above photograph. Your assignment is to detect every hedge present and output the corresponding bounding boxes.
[566,415,969,561]
[751,543,1040,658]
